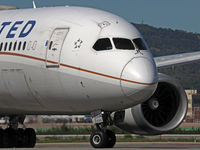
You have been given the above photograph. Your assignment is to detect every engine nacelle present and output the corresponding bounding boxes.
[114,73,188,135]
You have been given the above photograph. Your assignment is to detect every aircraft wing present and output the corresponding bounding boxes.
[154,51,200,69]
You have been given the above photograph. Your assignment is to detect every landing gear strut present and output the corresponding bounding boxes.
[90,111,116,148]
[0,116,36,148]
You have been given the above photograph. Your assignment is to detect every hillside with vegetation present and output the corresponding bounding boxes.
[132,23,200,90]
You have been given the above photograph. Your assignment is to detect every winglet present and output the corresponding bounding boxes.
[33,1,36,9]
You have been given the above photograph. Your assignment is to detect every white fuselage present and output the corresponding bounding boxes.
[0,6,158,115]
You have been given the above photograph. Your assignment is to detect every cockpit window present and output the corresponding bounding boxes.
[132,38,147,50]
[113,38,135,50]
[93,38,112,51]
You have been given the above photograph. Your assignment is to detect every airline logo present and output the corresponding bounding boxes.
[0,20,36,38]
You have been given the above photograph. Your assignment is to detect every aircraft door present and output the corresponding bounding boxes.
[46,28,69,67]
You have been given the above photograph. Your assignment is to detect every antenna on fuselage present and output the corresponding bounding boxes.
[33,1,37,9]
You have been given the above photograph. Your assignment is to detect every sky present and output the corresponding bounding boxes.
[1,0,200,33]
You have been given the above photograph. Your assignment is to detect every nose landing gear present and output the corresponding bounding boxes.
[90,111,116,148]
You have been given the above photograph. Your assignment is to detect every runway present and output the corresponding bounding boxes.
[4,142,200,150]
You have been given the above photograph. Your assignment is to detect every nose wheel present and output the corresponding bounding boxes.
[90,130,108,148]
[90,129,116,148]
[106,130,116,148]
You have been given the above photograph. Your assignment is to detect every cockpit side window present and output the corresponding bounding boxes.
[113,38,135,50]
[93,38,112,51]
[133,38,147,50]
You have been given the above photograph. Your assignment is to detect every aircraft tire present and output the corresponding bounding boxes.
[24,128,36,148]
[16,128,25,148]
[106,130,116,148]
[0,129,4,148]
[2,128,17,148]
[90,130,108,148]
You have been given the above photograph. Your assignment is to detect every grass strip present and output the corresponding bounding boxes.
[36,134,199,143]
[35,123,200,135]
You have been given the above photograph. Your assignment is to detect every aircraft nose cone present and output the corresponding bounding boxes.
[120,57,158,102]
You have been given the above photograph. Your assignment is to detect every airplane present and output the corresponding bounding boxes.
[0,4,200,148]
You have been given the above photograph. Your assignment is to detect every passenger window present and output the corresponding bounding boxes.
[27,41,32,50]
[32,41,37,50]
[0,43,3,51]
[23,42,26,50]
[18,42,21,50]
[9,42,12,51]
[13,42,17,51]
[113,38,135,50]
[4,42,7,51]
[93,38,112,51]
[132,38,147,50]
[49,41,53,50]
